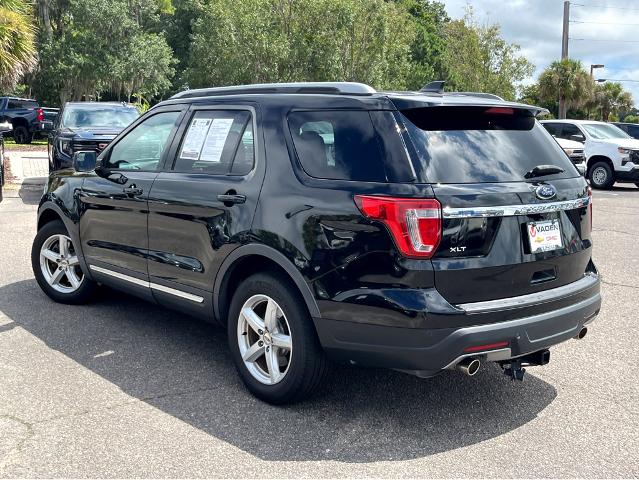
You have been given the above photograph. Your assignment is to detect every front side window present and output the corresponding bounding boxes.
[542,123,561,137]
[7,99,37,109]
[288,110,388,182]
[173,110,254,175]
[559,124,585,142]
[581,123,630,140]
[107,111,180,171]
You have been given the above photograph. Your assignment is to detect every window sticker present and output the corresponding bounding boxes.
[180,118,212,160]
[200,118,235,163]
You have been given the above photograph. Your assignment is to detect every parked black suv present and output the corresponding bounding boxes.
[31,82,600,404]
[49,102,139,172]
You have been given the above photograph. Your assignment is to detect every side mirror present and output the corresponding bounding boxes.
[72,151,97,172]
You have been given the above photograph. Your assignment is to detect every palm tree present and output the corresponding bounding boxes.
[0,0,37,91]
[593,82,633,121]
[538,59,593,119]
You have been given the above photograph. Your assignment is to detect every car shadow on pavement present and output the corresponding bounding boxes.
[0,279,557,463]
[18,179,46,205]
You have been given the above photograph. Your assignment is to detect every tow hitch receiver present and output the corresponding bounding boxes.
[500,349,550,381]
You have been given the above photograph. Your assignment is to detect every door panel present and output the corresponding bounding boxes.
[146,105,265,304]
[79,108,184,282]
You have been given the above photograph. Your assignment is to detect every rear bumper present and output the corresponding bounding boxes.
[314,273,601,376]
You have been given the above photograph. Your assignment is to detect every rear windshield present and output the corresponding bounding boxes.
[61,104,139,129]
[400,106,579,183]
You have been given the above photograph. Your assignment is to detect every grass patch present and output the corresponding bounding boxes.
[2,135,48,151]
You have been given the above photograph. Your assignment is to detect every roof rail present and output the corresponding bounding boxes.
[171,82,376,99]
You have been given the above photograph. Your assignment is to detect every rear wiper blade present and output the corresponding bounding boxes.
[524,164,565,179]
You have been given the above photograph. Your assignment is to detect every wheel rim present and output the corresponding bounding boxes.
[39,234,84,294]
[592,166,607,185]
[237,294,293,385]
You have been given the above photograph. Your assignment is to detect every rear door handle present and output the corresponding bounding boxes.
[123,185,143,196]
[217,194,246,205]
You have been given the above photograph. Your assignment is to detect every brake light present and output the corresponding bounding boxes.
[354,195,441,258]
[36,108,44,122]
[485,107,514,115]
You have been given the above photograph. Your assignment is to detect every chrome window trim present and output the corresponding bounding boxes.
[458,273,599,313]
[89,265,204,303]
[442,196,590,219]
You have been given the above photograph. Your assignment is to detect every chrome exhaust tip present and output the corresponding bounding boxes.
[575,327,588,340]
[456,357,481,376]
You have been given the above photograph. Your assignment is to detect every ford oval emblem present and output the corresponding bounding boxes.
[535,184,557,200]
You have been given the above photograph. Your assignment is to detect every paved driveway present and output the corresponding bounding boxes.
[0,185,637,477]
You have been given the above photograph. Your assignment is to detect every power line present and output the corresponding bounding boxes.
[572,3,639,12]
[570,37,639,43]
[570,20,639,26]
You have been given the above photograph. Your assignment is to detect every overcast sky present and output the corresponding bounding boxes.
[442,0,639,104]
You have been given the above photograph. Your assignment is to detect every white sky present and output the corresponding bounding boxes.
[443,0,639,105]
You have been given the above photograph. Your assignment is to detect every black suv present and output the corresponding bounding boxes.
[31,82,600,404]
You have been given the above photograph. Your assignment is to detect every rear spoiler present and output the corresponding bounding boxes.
[389,96,549,117]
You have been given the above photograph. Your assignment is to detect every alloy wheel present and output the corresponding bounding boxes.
[237,294,293,385]
[39,234,84,294]
[592,166,607,186]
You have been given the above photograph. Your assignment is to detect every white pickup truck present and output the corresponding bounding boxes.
[541,119,639,189]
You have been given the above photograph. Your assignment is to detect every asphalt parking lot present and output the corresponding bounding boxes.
[0,183,637,478]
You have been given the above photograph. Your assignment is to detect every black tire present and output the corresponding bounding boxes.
[227,271,329,404]
[588,161,615,189]
[31,220,96,304]
[13,126,32,145]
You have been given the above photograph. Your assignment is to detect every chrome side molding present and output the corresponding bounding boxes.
[89,265,204,303]
[442,196,590,219]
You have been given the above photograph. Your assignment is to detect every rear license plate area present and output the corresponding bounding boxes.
[527,219,562,253]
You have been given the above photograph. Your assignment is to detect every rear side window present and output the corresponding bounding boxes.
[288,110,406,182]
[173,110,254,175]
[7,99,37,109]
[400,107,579,184]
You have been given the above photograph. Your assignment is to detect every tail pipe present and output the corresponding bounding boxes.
[575,326,587,340]
[456,357,481,376]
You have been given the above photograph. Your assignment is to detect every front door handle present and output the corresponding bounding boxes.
[123,185,143,196]
[217,193,246,205]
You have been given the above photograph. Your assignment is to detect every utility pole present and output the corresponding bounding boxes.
[559,1,570,118]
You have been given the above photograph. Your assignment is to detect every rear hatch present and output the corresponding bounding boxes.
[396,104,592,305]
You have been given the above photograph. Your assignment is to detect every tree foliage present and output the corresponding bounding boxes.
[18,0,543,106]
[593,82,633,121]
[440,8,533,100]
[538,59,593,117]
[0,0,37,91]
[184,0,415,90]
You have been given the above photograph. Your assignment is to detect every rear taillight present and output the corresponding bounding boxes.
[588,186,592,232]
[36,108,44,122]
[354,195,442,258]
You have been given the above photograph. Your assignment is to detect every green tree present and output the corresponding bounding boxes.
[538,59,593,119]
[623,114,639,123]
[440,9,533,100]
[184,0,415,90]
[32,0,176,105]
[592,82,633,121]
[399,0,449,90]
[0,0,37,91]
